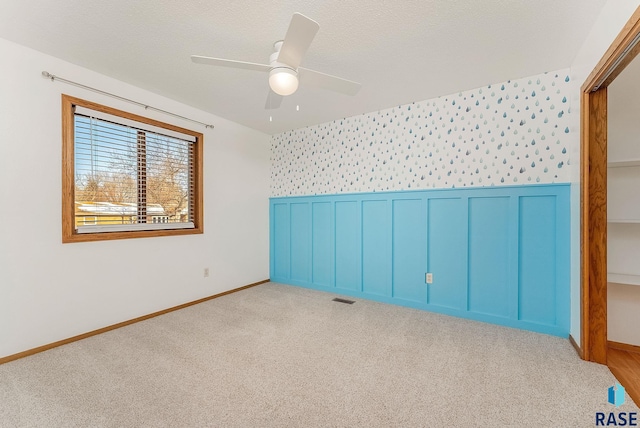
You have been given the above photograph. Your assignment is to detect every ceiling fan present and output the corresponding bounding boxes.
[191,13,361,110]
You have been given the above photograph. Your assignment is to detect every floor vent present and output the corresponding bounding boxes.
[332,298,355,305]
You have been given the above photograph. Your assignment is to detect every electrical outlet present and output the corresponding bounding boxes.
[426,273,433,284]
[204,268,210,278]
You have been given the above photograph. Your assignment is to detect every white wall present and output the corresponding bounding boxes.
[0,38,271,359]
[568,0,640,347]
[607,56,640,346]
[609,57,640,162]
[608,284,640,344]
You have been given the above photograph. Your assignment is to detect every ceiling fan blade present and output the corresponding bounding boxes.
[191,55,271,72]
[265,90,283,110]
[277,13,319,69]
[298,67,361,96]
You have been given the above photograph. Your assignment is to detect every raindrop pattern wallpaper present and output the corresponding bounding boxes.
[271,69,573,197]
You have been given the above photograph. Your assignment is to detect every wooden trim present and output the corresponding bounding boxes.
[569,334,583,359]
[582,6,640,93]
[61,94,205,243]
[580,90,591,361]
[63,226,203,243]
[609,340,640,354]
[0,279,269,365]
[61,95,76,242]
[581,5,640,365]
[194,130,204,235]
[62,94,203,138]
[585,87,608,365]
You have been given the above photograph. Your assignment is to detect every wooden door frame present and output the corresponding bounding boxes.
[581,6,640,364]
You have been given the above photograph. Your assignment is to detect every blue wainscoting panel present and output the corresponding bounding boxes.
[362,200,391,297]
[270,184,571,337]
[519,196,556,325]
[335,201,361,291]
[427,198,466,310]
[392,199,427,303]
[272,203,290,279]
[290,203,310,283]
[468,197,511,318]
[312,202,333,288]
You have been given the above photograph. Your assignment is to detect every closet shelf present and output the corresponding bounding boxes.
[608,273,640,286]
[608,159,640,168]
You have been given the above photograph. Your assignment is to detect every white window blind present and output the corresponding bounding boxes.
[74,108,195,234]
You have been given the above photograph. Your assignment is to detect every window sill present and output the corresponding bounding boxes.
[62,226,203,243]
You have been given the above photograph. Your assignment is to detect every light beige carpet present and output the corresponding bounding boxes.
[0,282,637,427]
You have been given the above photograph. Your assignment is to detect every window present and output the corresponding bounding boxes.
[82,216,97,225]
[62,95,203,242]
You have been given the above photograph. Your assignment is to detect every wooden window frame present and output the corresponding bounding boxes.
[62,94,204,243]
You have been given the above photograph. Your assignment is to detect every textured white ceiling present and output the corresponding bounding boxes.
[0,0,608,135]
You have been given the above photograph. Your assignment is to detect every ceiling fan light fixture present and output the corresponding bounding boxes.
[269,67,299,96]
[192,13,361,110]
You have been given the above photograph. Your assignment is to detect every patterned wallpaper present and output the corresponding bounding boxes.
[271,69,573,197]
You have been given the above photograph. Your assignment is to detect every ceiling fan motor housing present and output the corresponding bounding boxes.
[269,44,299,96]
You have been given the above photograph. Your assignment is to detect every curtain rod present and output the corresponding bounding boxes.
[41,71,214,129]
